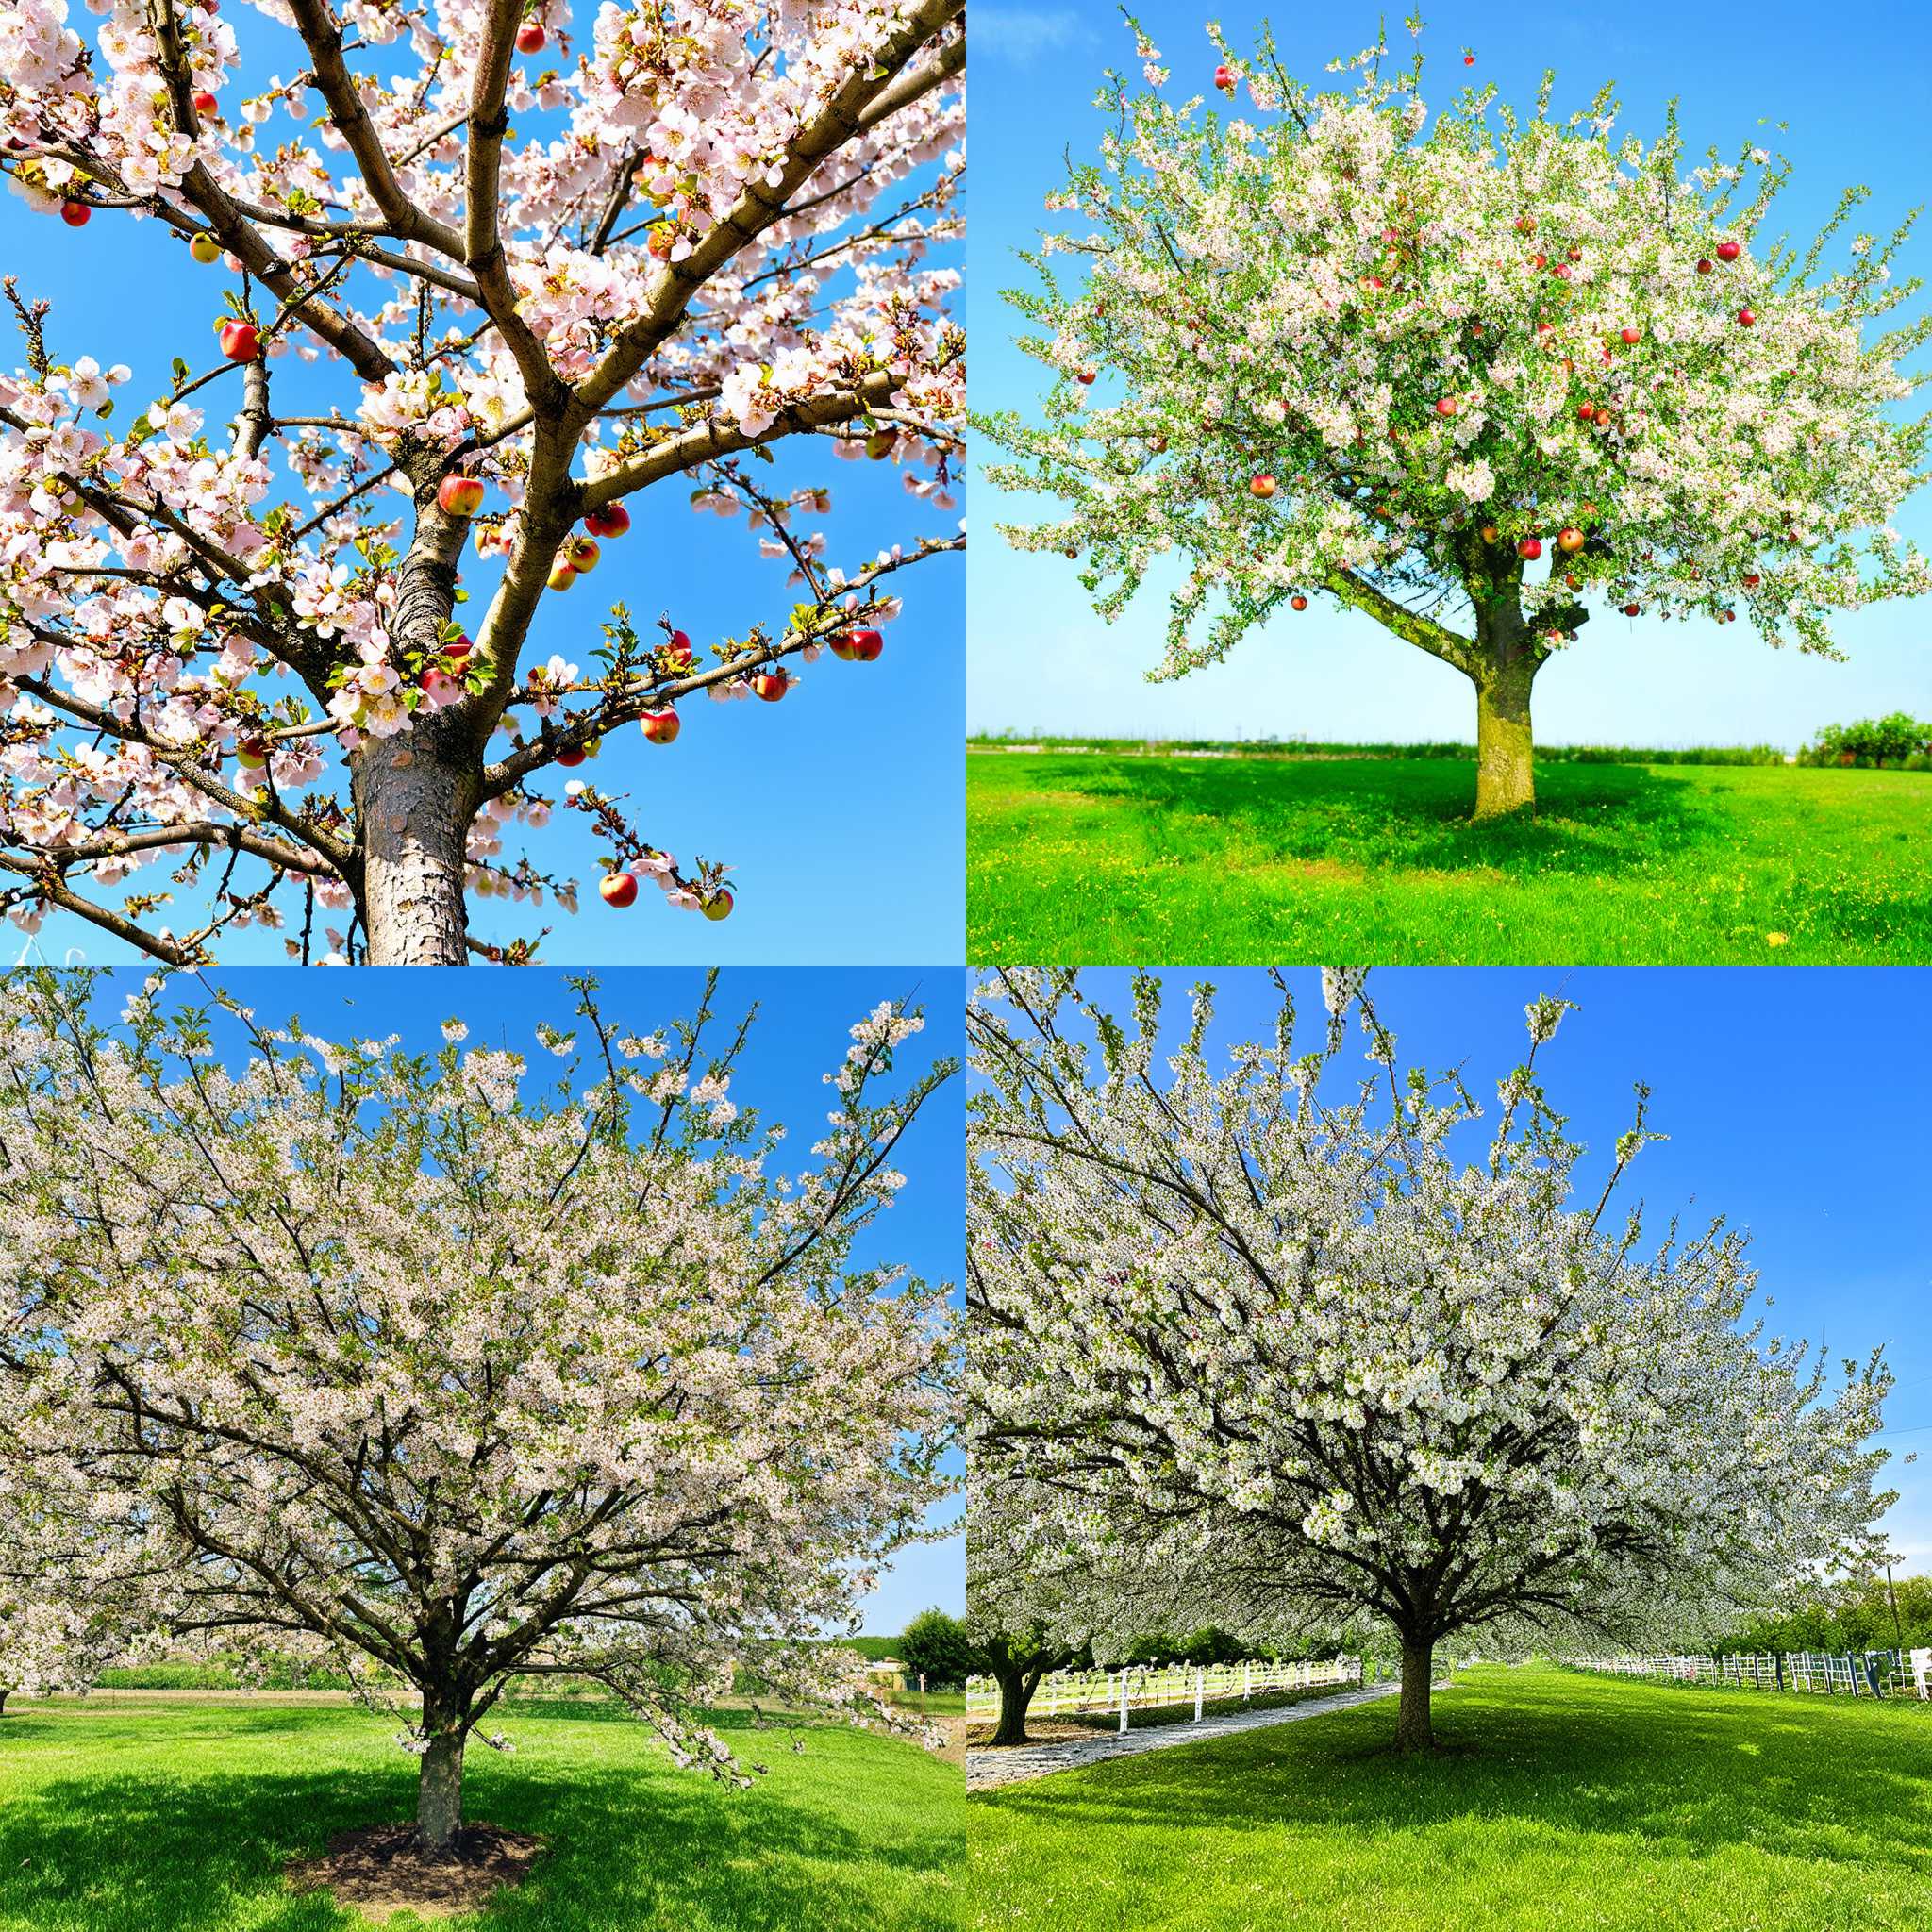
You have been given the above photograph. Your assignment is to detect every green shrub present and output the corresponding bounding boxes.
[1800,712,1932,769]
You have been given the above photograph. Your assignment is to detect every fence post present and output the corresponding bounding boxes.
[1243,1659,1252,1702]
[1194,1666,1204,1723]
[1774,1653,1784,1692]
[1118,1670,1128,1735]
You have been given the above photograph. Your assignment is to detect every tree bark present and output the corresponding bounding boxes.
[990,1663,1037,1746]
[1473,654,1539,821]
[354,723,479,965]
[416,1718,467,1850]
[1394,1634,1435,1752]
[0,1688,10,1715]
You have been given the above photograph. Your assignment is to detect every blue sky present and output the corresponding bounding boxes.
[974,965,1932,1579]
[969,0,1932,747]
[79,964,967,1631]
[2,3,962,968]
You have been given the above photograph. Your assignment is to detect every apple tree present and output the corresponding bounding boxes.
[0,0,963,961]
[980,20,1928,816]
[0,966,958,1847]
[965,965,1894,1752]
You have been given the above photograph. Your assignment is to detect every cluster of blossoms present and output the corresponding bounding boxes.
[0,0,965,960]
[965,966,1894,1748]
[981,17,1928,815]
[0,968,958,1836]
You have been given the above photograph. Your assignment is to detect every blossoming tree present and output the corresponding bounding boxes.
[0,0,963,961]
[966,966,1894,1752]
[0,968,957,1847]
[981,21,1929,816]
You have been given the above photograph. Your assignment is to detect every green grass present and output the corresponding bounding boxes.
[968,1663,1932,1932]
[966,752,1932,963]
[0,1696,961,1932]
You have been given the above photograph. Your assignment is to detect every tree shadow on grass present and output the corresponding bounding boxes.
[1024,756,1715,881]
[0,1717,958,1932]
[976,1674,1931,1878]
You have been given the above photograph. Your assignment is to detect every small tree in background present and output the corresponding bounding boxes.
[0,969,956,1848]
[0,0,962,961]
[967,966,1895,1753]
[982,19,1929,818]
[894,1607,976,1689]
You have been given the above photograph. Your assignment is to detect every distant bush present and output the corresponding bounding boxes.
[1711,1574,1932,1655]
[96,1655,358,1690]
[895,1607,975,1689]
[1799,712,1932,770]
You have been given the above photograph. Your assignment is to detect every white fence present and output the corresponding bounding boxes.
[1565,1648,1932,1702]
[966,1655,1363,1733]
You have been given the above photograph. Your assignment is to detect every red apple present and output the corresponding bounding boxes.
[1515,214,1537,235]
[847,627,883,663]
[1463,51,1474,64]
[236,737,268,769]
[1075,369,1096,386]
[1249,474,1277,498]
[1736,308,1756,327]
[583,502,630,539]
[1479,524,1500,543]
[1213,63,1235,91]
[444,634,474,660]
[1557,526,1585,554]
[563,534,600,573]
[1518,537,1543,559]
[437,474,485,517]
[1290,594,1308,612]
[547,559,577,591]
[1434,396,1457,417]
[192,90,218,115]
[599,871,638,908]
[1592,408,1613,428]
[664,628,692,668]
[827,631,857,661]
[1716,240,1741,262]
[702,888,734,922]
[1696,258,1714,275]
[1623,603,1641,616]
[218,319,258,361]
[1577,403,1597,422]
[515,21,546,52]
[190,232,220,263]
[752,669,790,702]
[557,743,588,767]
[639,707,679,744]
[1620,326,1641,344]
[1743,573,1762,589]
[59,199,90,227]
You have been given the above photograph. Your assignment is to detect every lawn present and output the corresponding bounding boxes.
[0,1696,962,1932]
[967,1663,1932,1932]
[965,751,1932,963]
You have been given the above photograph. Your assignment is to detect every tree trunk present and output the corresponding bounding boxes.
[1473,654,1538,820]
[1395,1634,1435,1752]
[416,1721,467,1850]
[0,1688,10,1715]
[990,1664,1036,1746]
[354,728,479,965]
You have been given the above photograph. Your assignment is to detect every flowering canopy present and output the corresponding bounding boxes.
[0,0,964,960]
[966,966,1894,1749]
[981,19,1929,814]
[0,967,957,1840]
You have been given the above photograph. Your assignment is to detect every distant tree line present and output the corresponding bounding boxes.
[1798,713,1932,770]
[1712,1574,1932,1655]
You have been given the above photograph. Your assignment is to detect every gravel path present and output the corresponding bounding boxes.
[967,1678,1425,1790]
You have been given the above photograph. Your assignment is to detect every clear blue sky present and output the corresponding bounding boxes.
[975,966,1932,1578]
[3,0,962,967]
[969,0,1932,747]
[79,964,966,1632]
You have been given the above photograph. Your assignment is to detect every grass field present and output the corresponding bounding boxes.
[0,1696,962,1932]
[967,1663,1932,1932]
[965,751,1932,964]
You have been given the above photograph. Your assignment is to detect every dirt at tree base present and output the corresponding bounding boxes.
[285,1823,546,1918]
